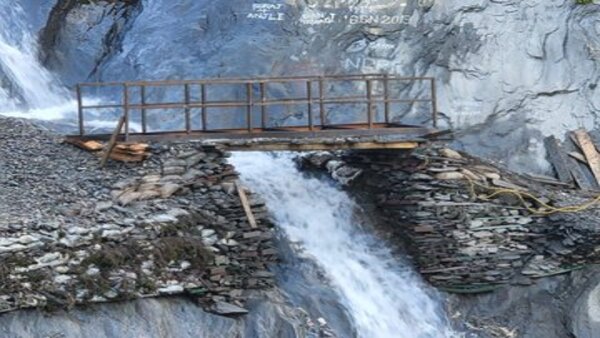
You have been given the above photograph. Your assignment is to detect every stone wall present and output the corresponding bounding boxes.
[301,146,600,292]
[0,117,276,315]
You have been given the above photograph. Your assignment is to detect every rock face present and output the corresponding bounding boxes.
[570,271,600,338]
[30,0,600,172]
[302,147,600,290]
[0,116,276,313]
[449,266,600,338]
[300,147,600,337]
[0,293,328,338]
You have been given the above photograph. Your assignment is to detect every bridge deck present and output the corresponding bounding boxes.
[71,74,440,151]
[67,123,434,151]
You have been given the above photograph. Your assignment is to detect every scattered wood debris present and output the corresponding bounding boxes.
[544,129,600,190]
[65,139,104,152]
[64,138,151,164]
[236,181,258,229]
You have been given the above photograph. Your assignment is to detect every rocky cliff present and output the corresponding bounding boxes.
[25,0,600,172]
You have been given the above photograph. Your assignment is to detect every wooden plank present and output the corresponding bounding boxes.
[570,133,582,151]
[588,130,600,154]
[65,139,104,152]
[564,132,595,190]
[108,152,147,162]
[543,136,573,183]
[568,151,588,164]
[569,156,594,190]
[573,129,600,185]
[100,116,126,168]
[115,143,149,151]
[491,179,527,191]
[235,181,257,229]
[228,141,420,152]
[523,173,572,187]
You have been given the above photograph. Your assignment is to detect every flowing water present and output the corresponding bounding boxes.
[0,3,74,120]
[231,152,456,338]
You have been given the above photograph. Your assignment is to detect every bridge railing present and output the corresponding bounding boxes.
[75,74,437,139]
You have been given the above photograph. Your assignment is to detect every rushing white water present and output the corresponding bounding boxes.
[0,3,74,120]
[231,152,456,338]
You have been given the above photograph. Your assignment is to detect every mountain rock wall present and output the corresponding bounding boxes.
[31,0,600,171]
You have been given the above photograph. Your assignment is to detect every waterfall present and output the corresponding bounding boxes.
[0,2,74,120]
[231,152,456,338]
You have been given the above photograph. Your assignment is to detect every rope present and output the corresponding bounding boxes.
[465,176,600,215]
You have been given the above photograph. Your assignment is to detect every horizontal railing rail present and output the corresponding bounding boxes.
[75,74,438,140]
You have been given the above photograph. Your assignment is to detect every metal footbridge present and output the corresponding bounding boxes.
[67,74,441,151]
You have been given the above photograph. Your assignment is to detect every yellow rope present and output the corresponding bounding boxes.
[464,176,600,215]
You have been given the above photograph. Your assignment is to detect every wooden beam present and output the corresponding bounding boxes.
[573,129,600,186]
[235,181,257,229]
[65,138,104,152]
[543,136,573,184]
[568,151,588,164]
[588,130,600,154]
[101,116,126,168]
[227,141,420,152]
[564,132,596,190]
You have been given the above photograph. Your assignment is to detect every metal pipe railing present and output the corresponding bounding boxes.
[75,74,438,136]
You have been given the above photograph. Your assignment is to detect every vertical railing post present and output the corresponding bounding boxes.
[76,84,84,136]
[260,82,266,129]
[246,83,253,133]
[201,83,207,131]
[383,74,390,124]
[140,85,147,134]
[430,78,438,128]
[319,77,326,128]
[184,83,191,133]
[123,83,129,141]
[307,81,314,131]
[366,79,373,129]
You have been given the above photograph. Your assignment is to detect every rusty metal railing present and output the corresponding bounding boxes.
[75,74,437,140]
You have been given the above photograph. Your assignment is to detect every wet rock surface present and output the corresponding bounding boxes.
[300,147,600,337]
[0,116,276,313]
[449,266,600,338]
[0,292,335,338]
[301,147,600,290]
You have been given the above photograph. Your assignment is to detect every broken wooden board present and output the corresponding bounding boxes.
[568,151,587,164]
[112,148,149,156]
[108,152,147,162]
[65,139,105,152]
[523,173,572,187]
[115,143,149,152]
[564,132,596,190]
[573,129,600,186]
[101,116,126,167]
[588,130,600,153]
[543,136,573,184]
[235,181,258,229]
[490,179,529,193]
